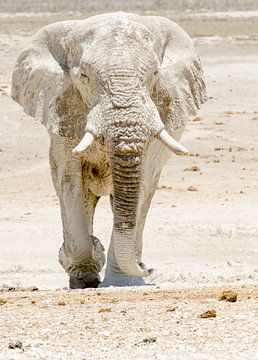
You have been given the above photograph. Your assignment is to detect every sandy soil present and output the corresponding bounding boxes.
[0,8,258,359]
[0,285,257,359]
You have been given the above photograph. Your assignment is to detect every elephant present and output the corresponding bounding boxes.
[11,12,206,288]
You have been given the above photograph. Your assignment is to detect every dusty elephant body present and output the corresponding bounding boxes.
[11,12,206,288]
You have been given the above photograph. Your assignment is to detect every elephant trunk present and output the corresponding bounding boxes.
[105,108,152,277]
[110,150,150,277]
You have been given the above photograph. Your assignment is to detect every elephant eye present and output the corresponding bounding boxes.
[154,70,159,75]
[81,72,89,79]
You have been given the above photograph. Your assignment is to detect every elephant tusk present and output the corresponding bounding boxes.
[158,129,189,155]
[72,132,94,155]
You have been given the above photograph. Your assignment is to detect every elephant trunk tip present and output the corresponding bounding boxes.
[116,256,152,278]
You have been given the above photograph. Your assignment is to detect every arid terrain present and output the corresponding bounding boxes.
[0,285,257,359]
[0,2,258,359]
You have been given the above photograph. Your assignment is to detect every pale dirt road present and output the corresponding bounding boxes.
[0,11,258,360]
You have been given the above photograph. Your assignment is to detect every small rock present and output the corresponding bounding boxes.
[189,152,200,157]
[20,286,38,292]
[158,185,173,190]
[222,111,234,116]
[166,307,176,312]
[7,286,16,292]
[219,290,237,302]
[228,146,245,152]
[8,341,23,350]
[192,115,202,122]
[98,308,111,313]
[198,310,217,318]
[187,186,198,192]
[0,298,7,305]
[183,166,200,172]
[57,300,66,306]
[143,336,157,343]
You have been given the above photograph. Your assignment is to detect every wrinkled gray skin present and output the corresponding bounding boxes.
[11,12,206,288]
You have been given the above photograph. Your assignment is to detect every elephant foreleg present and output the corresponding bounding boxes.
[49,135,105,288]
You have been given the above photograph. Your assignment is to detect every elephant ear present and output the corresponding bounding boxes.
[11,22,88,139]
[151,18,207,133]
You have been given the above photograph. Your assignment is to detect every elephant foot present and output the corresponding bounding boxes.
[69,275,100,289]
[59,235,106,289]
[100,274,145,287]
[68,268,101,289]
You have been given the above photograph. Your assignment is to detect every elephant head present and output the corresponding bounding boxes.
[11,13,206,279]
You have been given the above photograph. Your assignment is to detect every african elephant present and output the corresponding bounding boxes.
[11,12,206,288]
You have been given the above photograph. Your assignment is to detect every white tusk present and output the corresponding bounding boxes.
[159,129,189,155]
[72,132,94,155]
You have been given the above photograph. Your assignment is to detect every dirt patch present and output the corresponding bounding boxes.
[0,285,257,359]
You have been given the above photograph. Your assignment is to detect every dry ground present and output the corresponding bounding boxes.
[0,7,258,360]
[0,285,257,359]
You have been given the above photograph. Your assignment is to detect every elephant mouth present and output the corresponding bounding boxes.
[83,162,113,197]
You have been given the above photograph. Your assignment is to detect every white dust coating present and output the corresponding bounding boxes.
[11,12,206,287]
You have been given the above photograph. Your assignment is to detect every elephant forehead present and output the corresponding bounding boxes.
[69,18,154,55]
[93,46,153,74]
[102,70,141,108]
[95,47,154,86]
[83,48,151,101]
[107,73,139,92]
[95,19,153,46]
